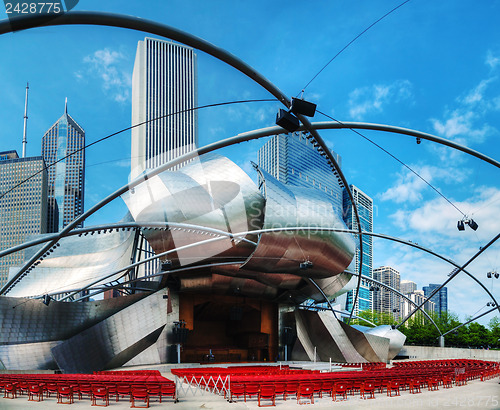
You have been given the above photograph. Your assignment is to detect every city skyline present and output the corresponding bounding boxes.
[0,1,498,324]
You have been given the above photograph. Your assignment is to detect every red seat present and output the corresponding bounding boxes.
[297,383,314,405]
[283,381,298,400]
[427,377,439,391]
[332,382,348,401]
[351,380,363,396]
[4,383,17,399]
[159,383,176,403]
[130,386,149,408]
[91,385,109,407]
[17,381,29,396]
[57,384,74,404]
[45,382,58,398]
[28,383,44,402]
[245,383,259,401]
[146,384,161,402]
[77,383,92,400]
[273,382,286,400]
[258,384,276,407]
[116,383,131,401]
[105,383,118,402]
[442,376,453,389]
[361,381,376,399]
[409,379,421,394]
[387,380,400,397]
[229,383,245,402]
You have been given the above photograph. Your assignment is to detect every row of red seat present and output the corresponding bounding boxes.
[0,370,176,407]
[175,359,499,404]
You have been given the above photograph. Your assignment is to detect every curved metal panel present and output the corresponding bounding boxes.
[0,293,148,344]
[243,170,355,278]
[364,325,406,360]
[122,154,265,268]
[7,226,137,298]
[302,272,353,301]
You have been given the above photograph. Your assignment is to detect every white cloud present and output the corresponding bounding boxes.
[430,73,499,148]
[486,50,500,70]
[388,186,500,244]
[379,165,468,204]
[348,80,412,120]
[76,48,132,103]
[461,78,496,106]
[431,110,494,146]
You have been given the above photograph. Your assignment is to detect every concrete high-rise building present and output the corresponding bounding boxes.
[401,289,436,324]
[0,150,48,286]
[131,37,198,179]
[400,279,417,295]
[42,101,85,233]
[343,185,373,315]
[373,266,401,319]
[423,284,448,317]
[258,131,343,216]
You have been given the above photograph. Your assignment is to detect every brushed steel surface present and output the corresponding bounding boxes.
[7,226,136,298]
[242,170,355,279]
[51,289,168,373]
[122,154,264,269]
[365,325,406,360]
[0,293,147,344]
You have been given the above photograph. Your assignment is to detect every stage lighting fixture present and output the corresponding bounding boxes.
[467,219,478,231]
[290,97,317,117]
[276,109,300,132]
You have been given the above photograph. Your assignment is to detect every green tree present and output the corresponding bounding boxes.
[487,317,500,348]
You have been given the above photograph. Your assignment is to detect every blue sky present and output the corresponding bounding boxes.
[0,0,499,325]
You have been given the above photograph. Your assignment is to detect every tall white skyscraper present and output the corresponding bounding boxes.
[131,37,198,179]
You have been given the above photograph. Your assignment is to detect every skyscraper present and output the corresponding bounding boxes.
[401,290,436,324]
[423,284,448,316]
[41,101,85,233]
[343,185,373,315]
[131,37,198,179]
[0,150,48,286]
[373,266,401,319]
[258,131,343,216]
[400,279,417,295]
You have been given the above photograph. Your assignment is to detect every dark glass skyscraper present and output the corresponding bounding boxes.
[423,284,448,316]
[257,131,343,216]
[343,185,373,315]
[42,101,85,233]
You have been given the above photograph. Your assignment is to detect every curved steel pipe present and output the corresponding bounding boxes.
[0,13,497,320]
[0,12,363,304]
[0,221,256,260]
[440,306,497,338]
[397,232,500,328]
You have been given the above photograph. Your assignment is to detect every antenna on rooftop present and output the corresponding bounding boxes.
[22,82,29,158]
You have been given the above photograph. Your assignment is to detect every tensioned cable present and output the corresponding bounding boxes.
[0,98,276,200]
[317,109,466,217]
[300,0,412,94]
